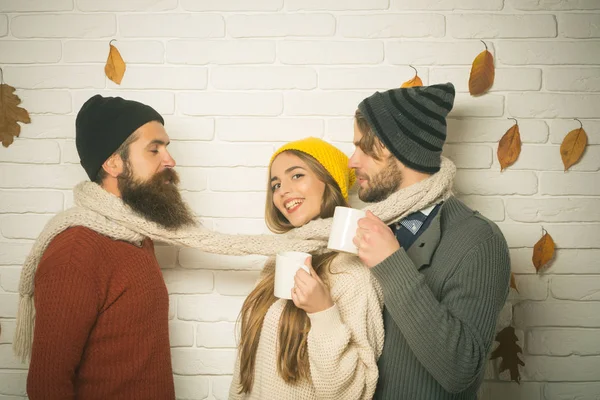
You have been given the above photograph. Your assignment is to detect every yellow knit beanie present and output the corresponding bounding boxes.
[270,137,356,200]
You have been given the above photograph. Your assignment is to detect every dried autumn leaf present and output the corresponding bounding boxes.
[401,66,423,88]
[490,326,524,384]
[105,41,126,85]
[0,83,31,147]
[510,273,518,293]
[532,229,555,273]
[560,120,588,171]
[497,120,521,171]
[469,41,495,96]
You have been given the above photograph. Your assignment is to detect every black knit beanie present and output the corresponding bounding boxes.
[75,95,165,180]
[357,82,455,174]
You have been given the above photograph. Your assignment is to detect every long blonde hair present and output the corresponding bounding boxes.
[237,150,348,393]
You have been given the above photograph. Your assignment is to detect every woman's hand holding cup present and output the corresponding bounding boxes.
[291,257,334,314]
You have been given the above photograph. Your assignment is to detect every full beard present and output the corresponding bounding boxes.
[357,156,403,203]
[118,164,196,230]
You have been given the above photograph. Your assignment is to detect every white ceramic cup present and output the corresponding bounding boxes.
[327,206,367,254]
[274,251,311,300]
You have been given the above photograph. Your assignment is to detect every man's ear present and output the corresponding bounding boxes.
[102,153,124,178]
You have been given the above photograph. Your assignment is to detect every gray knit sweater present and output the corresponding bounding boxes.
[371,197,511,400]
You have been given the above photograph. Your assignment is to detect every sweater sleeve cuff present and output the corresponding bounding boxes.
[307,304,344,336]
[371,248,421,297]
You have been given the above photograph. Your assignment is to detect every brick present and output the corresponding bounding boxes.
[78,0,177,11]
[0,320,16,344]
[73,90,174,115]
[456,196,504,221]
[512,275,549,301]
[339,14,444,38]
[447,119,548,144]
[211,376,233,400]
[173,375,210,400]
[442,144,492,168]
[107,66,207,90]
[288,0,388,10]
[511,248,600,274]
[163,270,213,294]
[4,66,105,90]
[544,383,600,399]
[0,164,87,189]
[0,293,18,318]
[215,271,260,296]
[167,40,275,65]
[217,118,323,142]
[523,355,600,382]
[0,140,59,164]
[454,171,537,195]
[120,14,224,38]
[559,13,600,38]
[509,0,600,10]
[179,250,267,271]
[17,90,71,114]
[326,118,353,142]
[59,140,79,164]
[515,301,600,328]
[169,142,273,167]
[284,91,372,116]
[183,192,265,218]
[498,223,600,248]
[388,41,491,65]
[19,115,75,139]
[0,41,61,64]
[507,198,600,223]
[508,93,600,118]
[450,94,504,117]
[552,276,600,301]
[181,0,282,10]
[0,344,27,369]
[178,295,245,322]
[498,41,600,65]
[0,0,73,11]
[448,14,556,38]
[0,15,7,37]
[11,14,115,38]
[169,322,195,347]
[478,382,542,400]
[393,0,503,10]
[496,145,600,172]
[0,267,20,293]
[320,66,428,90]
[0,371,27,396]
[212,219,270,235]
[208,168,267,192]
[228,14,334,38]
[171,348,235,374]
[279,41,383,65]
[212,67,316,90]
[550,120,600,145]
[64,40,165,64]
[196,322,236,348]
[0,242,31,266]
[163,117,214,141]
[544,68,600,92]
[430,67,542,92]
[529,328,600,357]
[178,92,282,117]
[0,190,63,213]
[154,245,178,269]
[176,167,208,192]
[540,172,600,195]
[0,215,53,240]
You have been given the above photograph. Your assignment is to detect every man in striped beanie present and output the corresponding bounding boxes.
[350,83,511,400]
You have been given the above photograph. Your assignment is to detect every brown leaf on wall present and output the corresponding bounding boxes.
[0,75,31,148]
[532,228,555,273]
[401,66,423,88]
[497,119,521,171]
[469,40,495,96]
[490,326,524,384]
[105,40,126,85]
[560,119,588,171]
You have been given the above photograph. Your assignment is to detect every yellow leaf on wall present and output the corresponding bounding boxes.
[497,119,521,171]
[560,119,588,171]
[469,40,495,96]
[105,40,126,85]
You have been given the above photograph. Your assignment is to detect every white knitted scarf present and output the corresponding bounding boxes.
[14,157,455,361]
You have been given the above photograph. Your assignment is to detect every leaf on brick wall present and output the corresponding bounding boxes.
[469,40,495,96]
[105,40,126,85]
[0,77,31,148]
[497,119,521,171]
[532,228,555,273]
[401,65,423,88]
[510,273,518,293]
[560,119,588,172]
[490,326,524,384]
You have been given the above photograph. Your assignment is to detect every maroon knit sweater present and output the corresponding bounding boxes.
[27,226,175,400]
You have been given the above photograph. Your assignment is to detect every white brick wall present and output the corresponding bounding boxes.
[0,2,598,399]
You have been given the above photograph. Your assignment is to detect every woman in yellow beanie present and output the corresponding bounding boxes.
[230,137,385,400]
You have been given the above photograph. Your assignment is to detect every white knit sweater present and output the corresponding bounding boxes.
[229,253,384,400]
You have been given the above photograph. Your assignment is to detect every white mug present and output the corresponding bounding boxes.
[327,206,366,254]
[274,251,311,300]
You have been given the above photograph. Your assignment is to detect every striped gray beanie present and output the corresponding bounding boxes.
[357,82,455,174]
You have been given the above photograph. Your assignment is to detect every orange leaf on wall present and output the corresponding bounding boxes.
[401,66,423,88]
[560,119,588,171]
[105,40,126,85]
[469,40,495,96]
[0,70,31,148]
[532,228,555,273]
[497,119,521,171]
